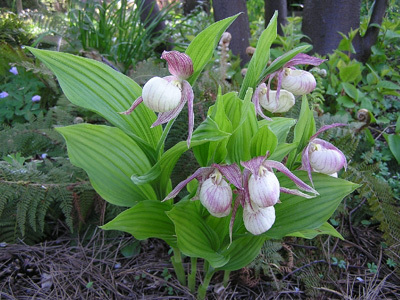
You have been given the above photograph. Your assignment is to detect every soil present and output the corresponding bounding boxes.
[1,224,399,300]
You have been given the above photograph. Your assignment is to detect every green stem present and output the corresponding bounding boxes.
[171,248,186,286]
[197,267,215,300]
[155,118,176,158]
[222,270,231,287]
[188,257,197,293]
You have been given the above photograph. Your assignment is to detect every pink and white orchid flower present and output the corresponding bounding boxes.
[164,153,318,238]
[301,123,348,186]
[121,51,195,147]
[253,53,326,120]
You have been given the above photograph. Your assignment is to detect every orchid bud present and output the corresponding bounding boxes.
[259,89,295,113]
[248,166,280,208]
[243,202,276,235]
[141,77,182,113]
[309,141,347,175]
[281,68,316,95]
[199,170,232,217]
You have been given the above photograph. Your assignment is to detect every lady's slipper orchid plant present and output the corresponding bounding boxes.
[301,123,348,185]
[253,83,295,119]
[253,53,326,119]
[164,153,318,237]
[121,50,195,147]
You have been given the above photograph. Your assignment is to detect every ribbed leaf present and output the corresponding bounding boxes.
[217,235,266,271]
[186,14,239,85]
[250,125,278,157]
[260,117,297,143]
[28,47,162,153]
[167,201,229,268]
[265,172,359,239]
[56,124,157,207]
[239,12,277,99]
[259,45,311,80]
[101,200,177,247]
[287,222,344,240]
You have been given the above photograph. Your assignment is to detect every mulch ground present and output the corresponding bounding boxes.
[1,225,399,299]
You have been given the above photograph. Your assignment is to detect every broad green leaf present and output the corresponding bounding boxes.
[101,200,177,247]
[287,222,344,240]
[250,125,278,157]
[269,142,298,162]
[56,124,157,206]
[376,80,400,90]
[167,201,229,268]
[217,235,266,271]
[259,45,311,80]
[287,96,315,167]
[341,82,359,100]
[226,89,258,164]
[384,133,400,164]
[339,63,361,83]
[259,117,296,143]
[239,12,277,99]
[27,48,162,155]
[337,95,356,108]
[191,117,231,142]
[186,14,239,85]
[265,172,359,239]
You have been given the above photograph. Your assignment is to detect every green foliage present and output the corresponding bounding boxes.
[0,11,34,46]
[66,0,173,73]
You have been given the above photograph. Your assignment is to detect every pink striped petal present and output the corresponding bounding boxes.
[212,163,243,190]
[162,51,194,80]
[252,84,272,121]
[310,123,347,140]
[119,96,143,115]
[284,53,326,68]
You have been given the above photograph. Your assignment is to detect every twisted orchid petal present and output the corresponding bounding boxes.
[161,51,194,80]
[252,84,273,120]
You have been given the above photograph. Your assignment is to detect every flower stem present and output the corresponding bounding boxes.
[188,257,197,293]
[171,248,186,286]
[197,267,215,300]
[222,270,231,287]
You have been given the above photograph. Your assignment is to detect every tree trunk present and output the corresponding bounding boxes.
[183,0,210,15]
[16,0,23,13]
[137,0,172,50]
[264,0,287,36]
[352,0,388,62]
[302,0,361,56]
[212,0,251,66]
[302,0,388,63]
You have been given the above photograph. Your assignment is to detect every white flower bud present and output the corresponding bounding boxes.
[199,171,232,217]
[309,143,346,175]
[259,89,295,113]
[243,202,275,235]
[248,166,280,208]
[142,77,182,113]
[281,68,316,95]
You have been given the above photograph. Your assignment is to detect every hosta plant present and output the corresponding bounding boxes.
[28,13,358,299]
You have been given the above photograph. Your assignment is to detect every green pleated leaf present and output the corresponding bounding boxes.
[101,200,177,247]
[259,45,312,80]
[191,117,231,142]
[268,142,298,162]
[250,125,278,157]
[259,117,297,143]
[264,172,359,239]
[56,124,157,207]
[384,133,400,164]
[186,14,239,85]
[239,12,277,99]
[167,201,229,268]
[287,222,344,240]
[217,235,266,271]
[287,96,315,167]
[28,47,162,153]
[226,88,258,164]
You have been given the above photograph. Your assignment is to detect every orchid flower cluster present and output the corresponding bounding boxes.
[30,14,357,298]
[121,49,348,237]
